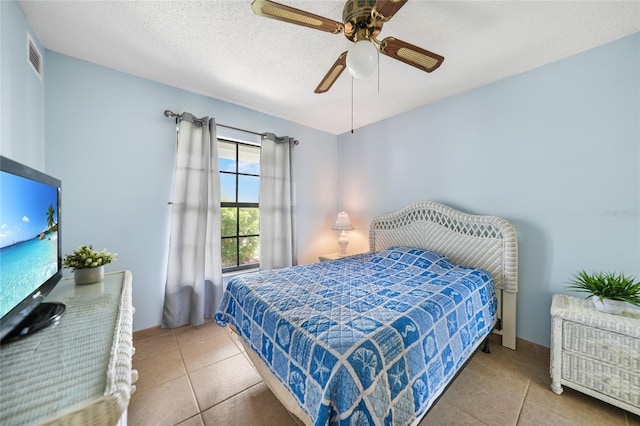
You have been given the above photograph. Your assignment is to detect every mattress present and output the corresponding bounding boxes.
[215,246,497,425]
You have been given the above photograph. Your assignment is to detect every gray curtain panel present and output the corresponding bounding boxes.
[162,113,222,328]
[259,135,297,270]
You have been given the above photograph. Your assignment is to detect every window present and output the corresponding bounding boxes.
[218,139,260,272]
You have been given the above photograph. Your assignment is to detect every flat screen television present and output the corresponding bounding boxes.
[0,156,65,344]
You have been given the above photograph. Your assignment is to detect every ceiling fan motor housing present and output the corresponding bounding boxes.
[343,0,382,41]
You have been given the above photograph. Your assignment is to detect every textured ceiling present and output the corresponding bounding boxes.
[18,0,640,135]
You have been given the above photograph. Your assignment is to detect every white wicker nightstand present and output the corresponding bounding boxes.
[319,252,343,262]
[319,252,366,262]
[550,294,640,415]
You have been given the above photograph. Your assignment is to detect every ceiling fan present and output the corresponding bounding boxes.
[251,0,445,94]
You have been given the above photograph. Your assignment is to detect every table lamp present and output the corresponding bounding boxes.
[332,211,354,257]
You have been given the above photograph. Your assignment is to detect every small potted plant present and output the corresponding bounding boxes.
[63,245,117,285]
[567,270,640,314]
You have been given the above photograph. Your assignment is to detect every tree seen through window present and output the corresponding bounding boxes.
[219,139,260,271]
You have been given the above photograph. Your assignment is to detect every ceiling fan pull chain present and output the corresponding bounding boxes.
[351,76,354,134]
[377,48,380,94]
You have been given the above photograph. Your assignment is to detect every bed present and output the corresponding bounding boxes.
[215,201,518,425]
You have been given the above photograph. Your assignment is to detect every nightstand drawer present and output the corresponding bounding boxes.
[561,350,640,408]
[562,321,640,371]
[550,294,640,415]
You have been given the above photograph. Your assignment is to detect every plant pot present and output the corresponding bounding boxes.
[74,266,104,285]
[592,297,627,315]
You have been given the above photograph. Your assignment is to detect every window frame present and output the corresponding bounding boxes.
[219,138,260,273]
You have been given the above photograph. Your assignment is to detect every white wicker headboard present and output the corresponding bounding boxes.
[369,201,518,293]
[369,201,519,350]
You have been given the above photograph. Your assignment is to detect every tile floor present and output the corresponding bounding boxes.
[129,321,640,426]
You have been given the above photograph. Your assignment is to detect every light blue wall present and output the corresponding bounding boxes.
[43,53,339,331]
[338,33,640,346]
[0,0,45,168]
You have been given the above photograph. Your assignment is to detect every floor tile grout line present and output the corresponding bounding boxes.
[189,364,263,415]
[129,325,259,426]
[173,413,204,426]
[447,397,493,425]
[183,350,245,376]
[207,381,265,409]
[519,377,630,426]
[174,330,206,422]
[175,325,260,419]
[180,332,245,376]
[131,329,189,394]
[515,377,532,425]
[451,404,492,425]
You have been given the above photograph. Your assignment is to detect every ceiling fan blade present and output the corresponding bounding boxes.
[252,0,344,34]
[314,52,348,94]
[372,0,408,22]
[379,37,444,73]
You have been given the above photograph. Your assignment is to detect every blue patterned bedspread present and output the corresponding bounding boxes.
[215,246,497,426]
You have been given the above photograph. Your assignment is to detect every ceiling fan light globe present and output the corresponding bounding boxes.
[346,40,378,78]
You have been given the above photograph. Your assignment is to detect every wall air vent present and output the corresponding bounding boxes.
[27,33,43,80]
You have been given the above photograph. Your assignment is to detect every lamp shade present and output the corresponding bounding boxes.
[346,40,378,79]
[332,211,354,231]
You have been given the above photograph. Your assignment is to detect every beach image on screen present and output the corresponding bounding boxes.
[0,171,58,318]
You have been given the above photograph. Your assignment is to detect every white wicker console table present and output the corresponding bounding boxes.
[550,294,640,415]
[0,270,134,425]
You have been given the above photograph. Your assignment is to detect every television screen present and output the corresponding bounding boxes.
[0,156,64,343]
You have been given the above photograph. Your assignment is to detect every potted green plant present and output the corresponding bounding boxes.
[567,270,640,314]
[63,245,117,285]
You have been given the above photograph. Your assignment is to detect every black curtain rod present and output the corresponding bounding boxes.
[163,109,299,145]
